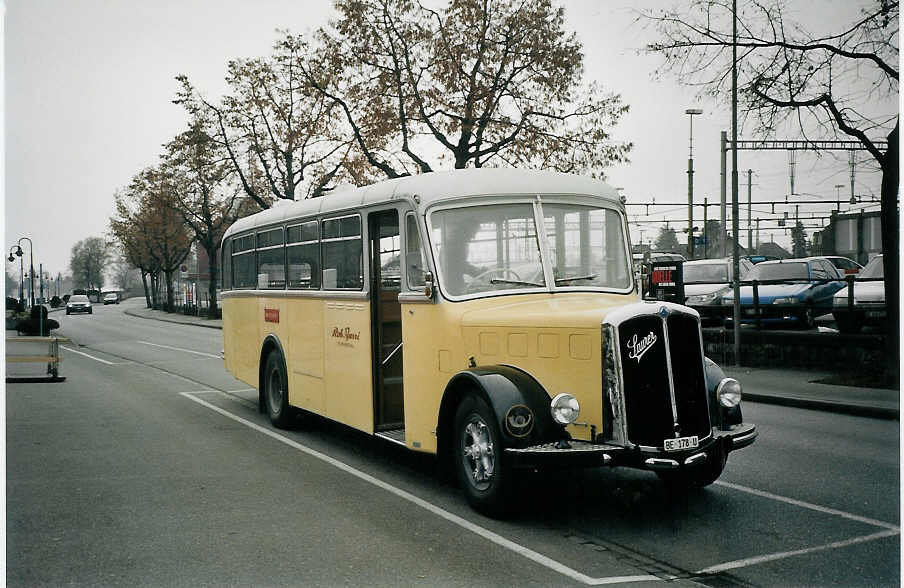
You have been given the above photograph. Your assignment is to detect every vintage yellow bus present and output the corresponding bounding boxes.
[220,168,756,514]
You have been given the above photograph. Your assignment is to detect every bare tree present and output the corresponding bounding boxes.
[110,168,193,311]
[163,113,251,318]
[301,0,633,178]
[70,237,110,293]
[175,32,353,208]
[640,0,898,377]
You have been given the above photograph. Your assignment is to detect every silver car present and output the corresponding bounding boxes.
[65,294,92,315]
[832,254,884,333]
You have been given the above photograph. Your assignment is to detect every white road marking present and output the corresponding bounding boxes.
[180,391,665,586]
[715,480,899,531]
[182,390,899,581]
[136,340,221,359]
[61,346,129,365]
[696,530,899,575]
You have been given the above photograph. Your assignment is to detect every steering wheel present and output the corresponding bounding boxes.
[472,267,522,282]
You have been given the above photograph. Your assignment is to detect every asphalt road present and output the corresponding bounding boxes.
[6,299,900,587]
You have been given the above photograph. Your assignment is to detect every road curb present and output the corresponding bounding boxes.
[744,392,899,420]
[123,308,223,330]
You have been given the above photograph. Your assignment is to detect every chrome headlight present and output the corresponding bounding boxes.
[716,378,742,407]
[720,297,734,306]
[772,297,799,305]
[550,393,580,425]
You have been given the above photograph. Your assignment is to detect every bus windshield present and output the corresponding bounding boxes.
[429,201,630,297]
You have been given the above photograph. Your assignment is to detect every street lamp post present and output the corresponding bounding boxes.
[686,108,703,259]
[8,245,24,305]
[8,237,34,308]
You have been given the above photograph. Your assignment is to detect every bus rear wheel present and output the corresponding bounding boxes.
[453,394,512,517]
[263,351,293,428]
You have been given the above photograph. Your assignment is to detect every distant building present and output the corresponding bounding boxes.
[812,210,882,264]
[756,241,791,259]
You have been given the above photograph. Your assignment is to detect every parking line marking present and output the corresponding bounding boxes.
[715,480,899,531]
[180,391,665,586]
[136,340,221,359]
[696,530,899,574]
[61,346,129,365]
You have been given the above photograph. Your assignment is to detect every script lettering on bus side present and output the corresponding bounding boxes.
[331,326,361,348]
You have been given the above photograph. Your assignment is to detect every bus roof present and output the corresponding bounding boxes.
[223,168,622,240]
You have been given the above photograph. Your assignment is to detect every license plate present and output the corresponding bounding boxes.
[744,308,757,315]
[664,435,699,452]
[866,311,886,318]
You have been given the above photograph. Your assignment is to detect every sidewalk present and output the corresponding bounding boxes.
[124,302,222,330]
[122,301,899,420]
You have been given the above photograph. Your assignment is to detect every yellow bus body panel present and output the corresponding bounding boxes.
[226,291,639,453]
[400,292,640,452]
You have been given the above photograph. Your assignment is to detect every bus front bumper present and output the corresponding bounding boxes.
[503,423,756,470]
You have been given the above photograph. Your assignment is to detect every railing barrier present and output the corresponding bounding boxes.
[6,336,69,382]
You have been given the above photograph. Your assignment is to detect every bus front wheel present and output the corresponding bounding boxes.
[453,394,512,516]
[263,351,293,428]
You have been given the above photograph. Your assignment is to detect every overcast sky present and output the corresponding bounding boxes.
[3,0,893,283]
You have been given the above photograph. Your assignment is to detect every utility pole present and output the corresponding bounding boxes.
[747,169,753,251]
[720,131,727,257]
[686,108,703,259]
[731,0,741,366]
[703,197,708,258]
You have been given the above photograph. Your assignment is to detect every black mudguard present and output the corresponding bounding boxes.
[441,365,568,450]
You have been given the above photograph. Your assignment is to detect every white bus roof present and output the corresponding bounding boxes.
[224,168,623,240]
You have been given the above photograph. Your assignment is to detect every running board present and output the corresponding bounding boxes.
[375,428,406,446]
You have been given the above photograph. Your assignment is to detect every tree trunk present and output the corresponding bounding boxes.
[141,270,151,308]
[150,273,160,310]
[206,247,219,319]
[880,120,899,384]
[164,269,175,312]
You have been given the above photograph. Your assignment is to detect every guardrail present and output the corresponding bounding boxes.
[675,275,885,329]
[6,336,69,382]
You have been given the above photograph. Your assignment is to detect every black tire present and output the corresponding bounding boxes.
[263,351,294,428]
[88,308,93,314]
[657,446,726,490]
[65,310,70,315]
[453,394,511,516]
[834,313,863,334]
[799,306,815,329]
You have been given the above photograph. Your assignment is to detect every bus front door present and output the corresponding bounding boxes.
[369,211,404,434]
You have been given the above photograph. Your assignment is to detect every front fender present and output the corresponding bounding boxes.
[439,365,567,451]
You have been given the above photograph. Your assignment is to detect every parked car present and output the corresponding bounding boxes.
[832,254,885,333]
[65,294,92,315]
[102,292,120,305]
[721,257,844,328]
[817,255,863,275]
[683,258,754,324]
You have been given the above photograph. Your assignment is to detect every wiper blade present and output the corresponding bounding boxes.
[489,278,544,287]
[555,274,598,284]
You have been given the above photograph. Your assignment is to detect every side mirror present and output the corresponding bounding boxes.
[424,271,435,300]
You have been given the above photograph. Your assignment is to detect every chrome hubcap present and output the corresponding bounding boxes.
[461,417,495,490]
[268,367,283,414]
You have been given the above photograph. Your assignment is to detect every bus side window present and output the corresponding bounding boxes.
[257,228,286,289]
[222,238,232,289]
[287,221,320,289]
[405,213,426,289]
[232,234,256,288]
[322,215,363,290]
